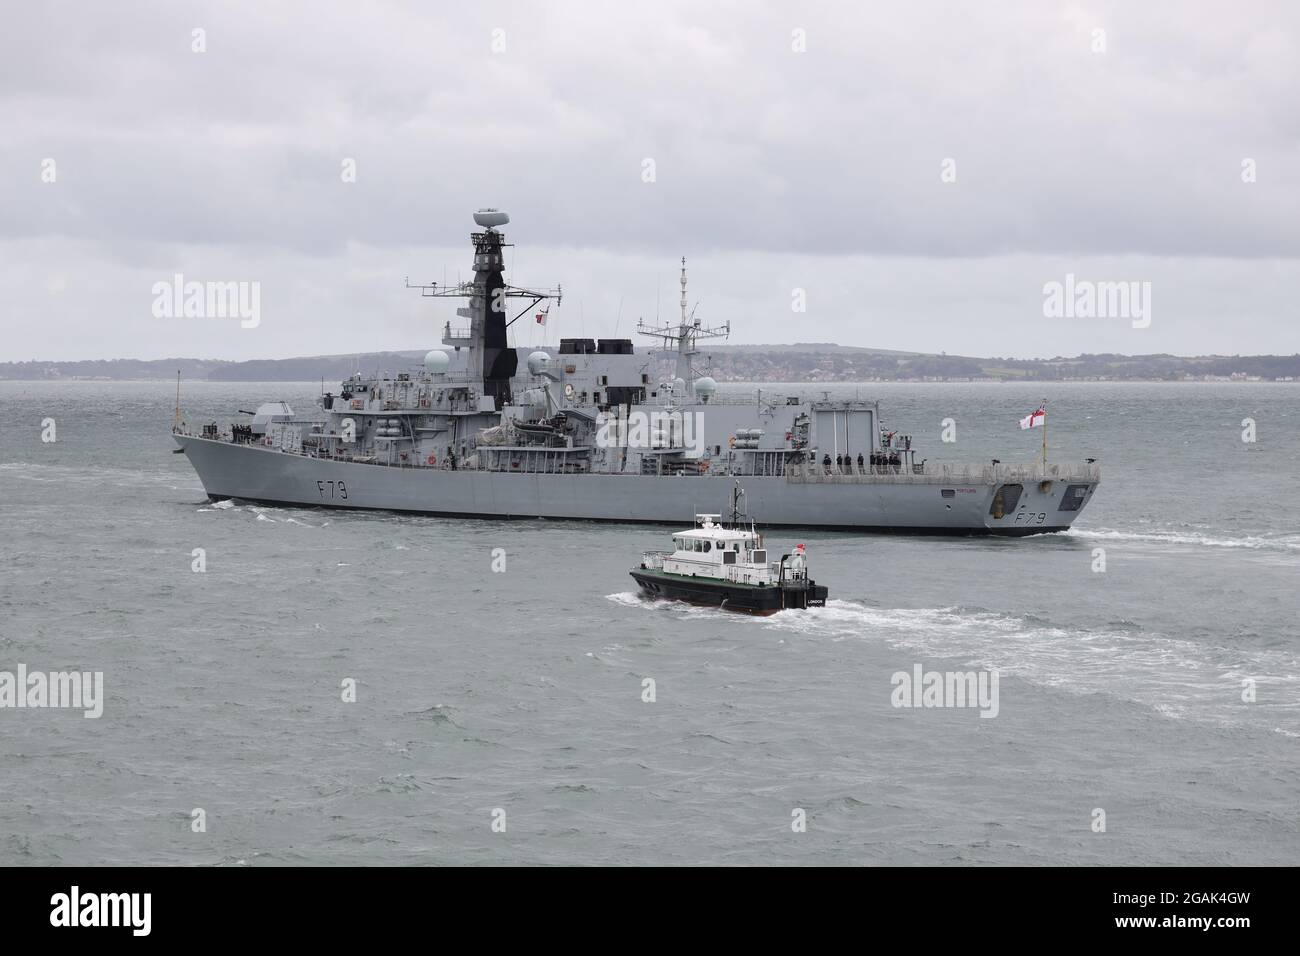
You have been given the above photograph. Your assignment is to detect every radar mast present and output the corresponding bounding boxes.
[636,257,729,399]
[405,209,561,408]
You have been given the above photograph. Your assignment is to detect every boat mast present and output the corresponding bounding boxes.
[729,480,745,528]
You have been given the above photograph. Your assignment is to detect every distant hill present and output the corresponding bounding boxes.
[2,348,1297,383]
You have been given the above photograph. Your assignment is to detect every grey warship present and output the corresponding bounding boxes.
[173,209,1100,534]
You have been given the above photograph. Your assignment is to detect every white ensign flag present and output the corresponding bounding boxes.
[1019,405,1046,430]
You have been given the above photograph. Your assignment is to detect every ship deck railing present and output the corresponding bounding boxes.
[655,390,797,407]
[785,461,1101,484]
[176,427,1100,483]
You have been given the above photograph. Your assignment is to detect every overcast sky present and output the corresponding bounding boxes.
[2,0,1297,362]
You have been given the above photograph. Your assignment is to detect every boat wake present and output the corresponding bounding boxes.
[606,590,757,623]
[610,592,1300,733]
[780,601,1300,733]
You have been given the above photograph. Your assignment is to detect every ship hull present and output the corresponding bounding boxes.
[173,435,1097,535]
[629,569,828,614]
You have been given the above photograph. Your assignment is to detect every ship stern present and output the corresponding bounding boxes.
[981,468,1100,535]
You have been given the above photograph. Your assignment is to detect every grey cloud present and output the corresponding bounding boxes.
[1,0,1297,360]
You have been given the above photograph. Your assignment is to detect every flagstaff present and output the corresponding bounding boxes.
[1042,399,1048,469]
[1018,400,1048,469]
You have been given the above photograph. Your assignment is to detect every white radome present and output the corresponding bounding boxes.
[695,376,717,399]
[527,351,551,375]
[424,350,450,375]
[473,208,510,229]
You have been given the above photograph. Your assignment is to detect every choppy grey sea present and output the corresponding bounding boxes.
[1,380,1296,865]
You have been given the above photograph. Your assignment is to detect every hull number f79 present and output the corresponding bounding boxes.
[316,479,348,500]
[1014,511,1046,525]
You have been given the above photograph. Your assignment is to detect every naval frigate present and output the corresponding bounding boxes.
[172,209,1100,534]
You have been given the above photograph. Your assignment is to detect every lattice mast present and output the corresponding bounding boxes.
[635,257,729,399]
[405,210,560,407]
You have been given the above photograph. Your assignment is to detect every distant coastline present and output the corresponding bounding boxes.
[2,345,1297,384]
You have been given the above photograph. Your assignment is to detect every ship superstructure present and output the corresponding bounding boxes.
[173,210,1100,534]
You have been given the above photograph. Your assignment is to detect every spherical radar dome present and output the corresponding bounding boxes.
[527,351,551,375]
[473,208,510,229]
[695,376,717,398]
[424,350,450,375]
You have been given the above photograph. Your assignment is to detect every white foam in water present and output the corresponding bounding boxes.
[761,600,1300,733]
[606,590,760,624]
[1066,526,1300,552]
[209,499,236,510]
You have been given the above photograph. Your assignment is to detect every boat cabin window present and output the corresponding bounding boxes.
[703,541,711,552]
[751,549,767,563]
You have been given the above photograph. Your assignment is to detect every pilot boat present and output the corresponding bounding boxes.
[629,487,829,615]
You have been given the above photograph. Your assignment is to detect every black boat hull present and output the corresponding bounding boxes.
[629,568,828,615]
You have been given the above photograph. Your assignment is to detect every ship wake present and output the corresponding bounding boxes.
[1065,526,1300,553]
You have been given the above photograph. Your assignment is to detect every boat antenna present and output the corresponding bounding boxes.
[730,480,746,528]
[173,370,181,429]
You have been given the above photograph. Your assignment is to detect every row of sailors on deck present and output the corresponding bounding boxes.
[820,452,903,475]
